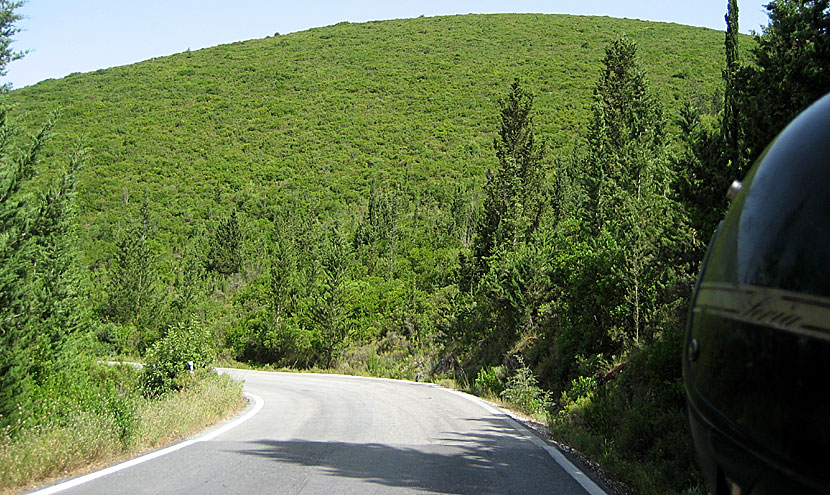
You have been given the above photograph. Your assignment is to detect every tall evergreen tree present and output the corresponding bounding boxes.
[312,224,351,367]
[104,201,164,350]
[672,0,750,244]
[207,210,242,275]
[0,121,92,423]
[353,182,402,278]
[672,99,730,245]
[737,0,830,164]
[462,79,545,291]
[0,0,24,88]
[269,224,300,325]
[723,0,742,169]
[0,3,95,424]
[492,79,546,239]
[581,35,674,345]
[171,237,205,318]
[584,35,665,234]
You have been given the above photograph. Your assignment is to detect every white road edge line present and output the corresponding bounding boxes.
[28,392,264,495]
[442,388,607,495]
[232,370,607,495]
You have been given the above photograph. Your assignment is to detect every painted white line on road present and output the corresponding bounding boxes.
[196,392,264,442]
[29,392,264,495]
[240,369,608,495]
[219,369,605,494]
[443,388,607,495]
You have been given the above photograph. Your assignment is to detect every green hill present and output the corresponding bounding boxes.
[3,13,748,494]
[9,13,734,257]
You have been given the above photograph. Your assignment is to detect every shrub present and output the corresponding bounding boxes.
[473,365,506,397]
[558,375,599,417]
[141,318,216,397]
[563,375,598,403]
[94,321,139,357]
[0,371,243,493]
[500,357,553,418]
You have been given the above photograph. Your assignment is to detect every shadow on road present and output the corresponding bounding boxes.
[231,417,582,494]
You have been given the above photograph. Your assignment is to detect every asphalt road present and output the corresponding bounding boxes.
[32,369,605,495]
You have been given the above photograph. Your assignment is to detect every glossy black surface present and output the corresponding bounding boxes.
[685,93,830,489]
[702,93,830,294]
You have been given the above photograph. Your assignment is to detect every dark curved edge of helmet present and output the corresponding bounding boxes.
[684,92,830,495]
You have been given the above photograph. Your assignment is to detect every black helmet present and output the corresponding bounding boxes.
[684,92,830,495]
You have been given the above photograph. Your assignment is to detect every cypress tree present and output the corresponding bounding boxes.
[582,35,673,345]
[0,0,24,89]
[723,0,742,169]
[0,2,95,424]
[0,120,92,424]
[671,1,746,243]
[737,0,830,164]
[584,35,665,234]
[105,201,164,350]
[207,210,242,275]
[462,79,545,291]
[312,224,351,367]
[171,237,205,318]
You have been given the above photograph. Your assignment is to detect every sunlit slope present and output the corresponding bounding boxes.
[8,13,735,241]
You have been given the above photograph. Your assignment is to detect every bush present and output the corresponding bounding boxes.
[473,365,506,397]
[558,375,599,418]
[0,371,243,493]
[550,333,704,494]
[141,318,216,397]
[94,321,139,357]
[500,357,553,418]
[561,375,598,405]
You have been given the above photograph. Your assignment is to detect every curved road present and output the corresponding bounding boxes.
[32,369,606,495]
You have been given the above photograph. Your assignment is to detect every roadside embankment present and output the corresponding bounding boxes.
[0,368,244,495]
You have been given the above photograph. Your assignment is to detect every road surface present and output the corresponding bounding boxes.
[31,369,605,495]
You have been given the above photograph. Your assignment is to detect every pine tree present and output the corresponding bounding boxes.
[104,202,164,350]
[0,118,92,424]
[353,182,401,277]
[581,35,674,345]
[0,115,50,421]
[723,0,741,169]
[672,1,753,244]
[171,237,205,318]
[492,79,546,239]
[672,99,730,244]
[462,79,545,291]
[269,227,298,324]
[0,2,93,424]
[0,0,24,89]
[585,35,665,233]
[268,207,320,324]
[312,224,351,367]
[207,210,242,275]
[737,0,830,164]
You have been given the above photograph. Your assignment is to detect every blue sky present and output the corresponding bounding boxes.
[5,1,770,89]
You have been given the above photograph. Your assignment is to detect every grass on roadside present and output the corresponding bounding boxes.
[546,333,706,495]
[0,371,244,495]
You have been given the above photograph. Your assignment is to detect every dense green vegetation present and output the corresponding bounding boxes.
[3,3,830,494]
[1,367,243,493]
[5,13,736,365]
[0,3,243,492]
[10,13,732,252]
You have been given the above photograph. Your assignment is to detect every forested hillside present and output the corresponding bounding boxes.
[1,13,739,494]
[8,14,731,254]
[4,5,829,494]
